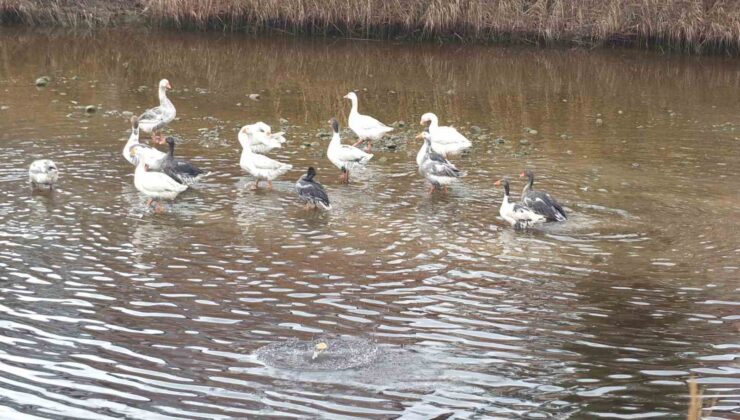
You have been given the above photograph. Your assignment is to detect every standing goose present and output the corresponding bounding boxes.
[416,130,463,193]
[138,79,175,145]
[295,167,331,210]
[238,122,286,154]
[160,137,205,185]
[123,116,166,168]
[28,160,59,190]
[520,169,567,222]
[238,124,292,190]
[326,117,373,184]
[420,112,472,156]
[129,147,187,212]
[344,92,392,152]
[495,178,546,230]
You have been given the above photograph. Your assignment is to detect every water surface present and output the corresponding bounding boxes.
[0,28,739,419]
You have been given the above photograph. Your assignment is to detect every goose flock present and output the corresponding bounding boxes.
[28,78,569,229]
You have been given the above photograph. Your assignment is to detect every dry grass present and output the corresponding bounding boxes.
[1,0,740,53]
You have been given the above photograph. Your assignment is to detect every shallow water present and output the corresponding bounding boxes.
[0,27,739,419]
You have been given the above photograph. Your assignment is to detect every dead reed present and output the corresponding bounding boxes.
[1,0,739,53]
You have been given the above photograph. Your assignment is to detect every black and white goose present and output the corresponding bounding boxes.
[416,130,463,193]
[295,167,331,210]
[326,117,373,184]
[160,137,205,185]
[495,178,546,229]
[520,169,567,222]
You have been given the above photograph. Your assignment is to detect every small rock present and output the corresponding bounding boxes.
[470,125,482,134]
[495,137,505,144]
[528,129,538,135]
[595,118,603,125]
[386,144,397,150]
[248,93,260,101]
[519,139,530,145]
[631,163,640,168]
[477,134,489,141]
[0,105,8,111]
[618,110,623,115]
[560,134,568,139]
[35,76,51,87]
[311,142,320,147]
[379,156,388,163]
[85,105,97,113]
[562,99,568,102]
[389,90,396,94]
[236,102,242,107]
[596,113,602,117]
[316,132,332,139]
[445,89,455,95]
[121,111,133,117]
[71,75,80,80]
[279,118,289,125]
[303,142,312,147]
[395,120,406,128]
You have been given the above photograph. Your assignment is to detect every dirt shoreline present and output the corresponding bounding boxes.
[1,0,739,54]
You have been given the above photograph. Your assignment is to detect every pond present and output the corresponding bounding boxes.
[0,27,738,418]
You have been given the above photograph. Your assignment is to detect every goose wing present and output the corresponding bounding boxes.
[250,153,290,170]
[523,191,567,221]
[433,126,471,145]
[337,144,372,163]
[352,114,392,132]
[297,179,330,206]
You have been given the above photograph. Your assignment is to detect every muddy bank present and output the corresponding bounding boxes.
[1,1,739,53]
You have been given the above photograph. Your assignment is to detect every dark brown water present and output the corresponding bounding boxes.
[0,27,739,419]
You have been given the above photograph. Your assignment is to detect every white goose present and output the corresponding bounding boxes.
[326,117,373,183]
[28,159,59,190]
[123,116,167,168]
[416,130,463,193]
[138,79,176,144]
[495,178,545,229]
[238,122,286,154]
[344,92,392,151]
[239,124,293,189]
[129,147,187,212]
[420,112,472,156]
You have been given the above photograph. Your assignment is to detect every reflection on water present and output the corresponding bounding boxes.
[0,27,739,418]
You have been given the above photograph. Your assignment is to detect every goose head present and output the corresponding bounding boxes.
[420,112,438,127]
[328,117,340,134]
[342,92,357,102]
[159,79,171,90]
[494,178,511,196]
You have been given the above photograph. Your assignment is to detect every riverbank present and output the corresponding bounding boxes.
[1,1,739,54]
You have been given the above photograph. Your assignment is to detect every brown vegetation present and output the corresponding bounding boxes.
[1,0,739,53]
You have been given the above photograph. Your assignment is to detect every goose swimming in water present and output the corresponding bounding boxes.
[295,167,331,210]
[344,92,393,152]
[420,112,472,156]
[28,159,58,190]
[138,79,175,145]
[123,116,167,168]
[239,122,286,154]
[326,117,373,184]
[416,130,463,193]
[520,169,567,222]
[160,137,205,185]
[495,178,546,230]
[129,147,187,212]
[238,124,292,190]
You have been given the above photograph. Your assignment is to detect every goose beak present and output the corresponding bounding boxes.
[519,171,525,177]
[494,180,501,186]
[342,94,349,99]
[415,133,424,140]
[166,82,172,89]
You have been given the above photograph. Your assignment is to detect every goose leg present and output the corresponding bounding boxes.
[364,140,372,152]
[146,198,153,207]
[267,180,273,190]
[251,180,260,190]
[154,202,165,213]
[352,138,364,148]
